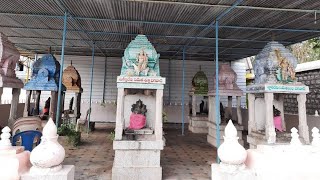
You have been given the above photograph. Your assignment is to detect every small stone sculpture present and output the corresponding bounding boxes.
[217,120,247,173]
[311,127,320,147]
[315,110,319,117]
[30,118,65,173]
[131,99,147,116]
[62,62,82,92]
[128,99,147,130]
[290,127,302,146]
[191,66,208,94]
[0,126,12,149]
[120,35,160,77]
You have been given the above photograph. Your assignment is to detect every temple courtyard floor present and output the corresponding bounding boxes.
[61,123,217,180]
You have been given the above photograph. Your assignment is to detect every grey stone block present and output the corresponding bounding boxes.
[112,167,162,180]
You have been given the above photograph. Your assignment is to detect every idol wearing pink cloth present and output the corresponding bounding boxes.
[273,106,283,132]
[128,99,147,130]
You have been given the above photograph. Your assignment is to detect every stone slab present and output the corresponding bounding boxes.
[113,140,164,150]
[211,164,255,180]
[113,150,161,167]
[112,167,162,180]
[21,165,75,180]
[117,76,165,84]
[246,83,309,93]
[117,82,164,89]
[188,125,208,133]
[208,89,243,97]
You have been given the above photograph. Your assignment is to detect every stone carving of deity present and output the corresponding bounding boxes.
[133,49,149,76]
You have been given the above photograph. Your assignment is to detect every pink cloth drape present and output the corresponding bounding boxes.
[129,113,146,130]
[274,116,283,132]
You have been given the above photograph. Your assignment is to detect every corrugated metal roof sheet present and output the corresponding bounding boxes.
[0,0,319,60]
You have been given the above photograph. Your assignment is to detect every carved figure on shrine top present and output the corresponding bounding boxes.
[120,35,160,77]
[214,63,238,90]
[191,66,208,95]
[0,33,23,88]
[62,62,82,93]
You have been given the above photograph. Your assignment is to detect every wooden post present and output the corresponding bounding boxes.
[8,88,21,128]
[34,90,41,115]
[23,90,32,117]
[236,96,242,125]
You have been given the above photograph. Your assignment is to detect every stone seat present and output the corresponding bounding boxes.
[124,128,154,135]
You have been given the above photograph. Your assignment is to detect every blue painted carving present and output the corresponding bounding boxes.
[120,35,160,76]
[24,54,66,91]
[253,41,297,84]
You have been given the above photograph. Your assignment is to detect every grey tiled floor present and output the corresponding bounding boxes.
[62,123,216,180]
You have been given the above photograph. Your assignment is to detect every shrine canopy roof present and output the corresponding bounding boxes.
[0,0,319,61]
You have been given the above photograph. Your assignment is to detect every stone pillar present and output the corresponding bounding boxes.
[0,87,3,104]
[115,88,125,140]
[236,96,242,125]
[227,96,232,119]
[192,94,196,116]
[264,93,274,140]
[248,94,255,134]
[8,88,21,128]
[208,96,212,122]
[34,90,41,115]
[50,91,58,123]
[23,90,32,117]
[155,89,163,141]
[297,94,310,143]
[278,94,286,131]
[74,93,81,119]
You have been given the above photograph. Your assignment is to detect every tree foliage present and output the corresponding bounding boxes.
[289,38,320,63]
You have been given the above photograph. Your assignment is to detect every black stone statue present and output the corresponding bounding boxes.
[131,99,147,116]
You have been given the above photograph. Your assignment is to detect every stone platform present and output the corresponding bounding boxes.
[207,121,244,147]
[188,115,208,133]
[112,140,164,180]
[21,165,75,180]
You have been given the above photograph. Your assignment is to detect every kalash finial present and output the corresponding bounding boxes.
[30,118,65,173]
[0,126,12,149]
[217,120,247,173]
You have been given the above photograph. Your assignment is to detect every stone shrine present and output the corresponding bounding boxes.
[246,41,309,148]
[188,67,209,133]
[207,63,244,147]
[0,33,24,128]
[112,35,165,180]
[23,54,66,123]
[62,62,83,122]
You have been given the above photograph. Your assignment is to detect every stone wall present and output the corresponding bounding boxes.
[284,68,320,115]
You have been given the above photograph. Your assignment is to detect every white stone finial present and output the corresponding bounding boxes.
[315,110,319,117]
[311,127,320,147]
[217,120,247,173]
[290,127,302,146]
[30,118,65,173]
[0,126,12,149]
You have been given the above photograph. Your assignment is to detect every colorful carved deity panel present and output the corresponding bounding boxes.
[120,35,160,77]
[191,69,208,95]
[253,41,297,84]
[24,54,66,91]
[62,63,82,93]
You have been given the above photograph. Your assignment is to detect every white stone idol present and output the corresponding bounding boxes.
[290,127,302,146]
[217,120,247,174]
[29,118,65,174]
[0,126,12,149]
[311,127,320,147]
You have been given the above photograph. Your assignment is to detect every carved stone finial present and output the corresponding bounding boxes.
[311,127,320,147]
[290,127,302,146]
[30,118,65,173]
[217,120,247,173]
[0,126,12,149]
